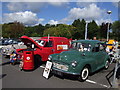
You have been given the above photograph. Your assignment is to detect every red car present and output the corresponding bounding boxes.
[16,36,71,65]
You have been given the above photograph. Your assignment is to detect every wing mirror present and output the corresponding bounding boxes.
[32,44,34,49]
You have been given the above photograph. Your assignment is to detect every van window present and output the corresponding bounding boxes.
[35,40,45,46]
[44,41,53,47]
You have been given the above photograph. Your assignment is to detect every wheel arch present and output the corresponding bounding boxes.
[84,64,92,74]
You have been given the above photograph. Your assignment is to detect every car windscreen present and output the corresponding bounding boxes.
[72,42,91,51]
[35,40,45,46]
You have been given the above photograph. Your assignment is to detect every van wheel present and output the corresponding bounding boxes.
[104,60,109,69]
[78,66,89,82]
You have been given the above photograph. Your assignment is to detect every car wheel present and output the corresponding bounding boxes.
[78,66,89,82]
[104,60,109,69]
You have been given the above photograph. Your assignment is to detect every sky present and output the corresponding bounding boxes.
[1,0,120,26]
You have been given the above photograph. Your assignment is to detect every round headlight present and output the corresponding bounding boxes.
[71,61,77,67]
[48,55,52,60]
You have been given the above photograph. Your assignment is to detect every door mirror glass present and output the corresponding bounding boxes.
[32,44,34,48]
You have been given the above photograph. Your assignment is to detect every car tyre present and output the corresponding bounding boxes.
[78,66,89,82]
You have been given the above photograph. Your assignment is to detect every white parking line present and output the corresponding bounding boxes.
[40,65,110,88]
[86,79,109,88]
[40,65,45,69]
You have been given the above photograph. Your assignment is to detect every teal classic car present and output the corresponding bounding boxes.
[48,40,111,81]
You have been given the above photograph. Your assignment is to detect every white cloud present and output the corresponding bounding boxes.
[76,0,97,7]
[2,0,70,2]
[3,11,44,26]
[2,0,120,2]
[60,3,106,25]
[95,19,113,25]
[7,2,44,13]
[112,2,119,7]
[47,0,69,6]
[7,1,69,12]
[48,20,59,25]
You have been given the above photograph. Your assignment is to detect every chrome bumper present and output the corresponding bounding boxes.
[52,68,80,76]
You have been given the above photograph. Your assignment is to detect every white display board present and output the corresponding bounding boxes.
[57,45,68,50]
[43,61,52,79]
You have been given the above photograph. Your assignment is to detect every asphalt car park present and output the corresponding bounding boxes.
[1,56,117,88]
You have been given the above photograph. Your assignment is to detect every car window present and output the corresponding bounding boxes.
[44,41,53,47]
[72,43,77,49]
[13,41,18,44]
[92,44,100,52]
[100,44,104,51]
[35,40,45,46]
[72,42,91,51]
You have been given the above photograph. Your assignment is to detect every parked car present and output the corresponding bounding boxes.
[49,40,111,81]
[0,39,7,48]
[1,40,27,57]
[15,36,71,66]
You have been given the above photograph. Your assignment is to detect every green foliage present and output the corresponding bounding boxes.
[24,24,45,37]
[43,24,76,38]
[2,21,24,38]
[72,19,86,39]
[1,20,120,41]
[111,21,120,41]
[87,20,99,39]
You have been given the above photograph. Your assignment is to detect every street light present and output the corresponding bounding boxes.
[85,21,89,40]
[107,10,112,41]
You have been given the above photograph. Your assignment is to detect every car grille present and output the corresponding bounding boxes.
[53,62,68,71]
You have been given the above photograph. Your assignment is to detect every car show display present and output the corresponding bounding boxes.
[1,39,27,57]
[106,40,120,63]
[21,50,35,70]
[1,36,120,88]
[48,40,111,81]
[10,36,71,69]
[43,61,53,79]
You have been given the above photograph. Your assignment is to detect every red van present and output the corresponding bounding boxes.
[16,36,71,65]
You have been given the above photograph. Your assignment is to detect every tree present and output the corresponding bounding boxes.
[98,22,112,40]
[87,20,99,39]
[2,21,24,38]
[72,19,86,39]
[43,24,76,39]
[111,21,120,41]
[24,24,45,37]
[33,24,45,37]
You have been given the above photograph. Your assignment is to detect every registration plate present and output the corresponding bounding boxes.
[53,70,63,76]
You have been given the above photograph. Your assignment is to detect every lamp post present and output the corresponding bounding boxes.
[85,21,89,40]
[107,10,112,41]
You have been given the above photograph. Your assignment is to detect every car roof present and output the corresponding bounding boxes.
[72,40,101,44]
